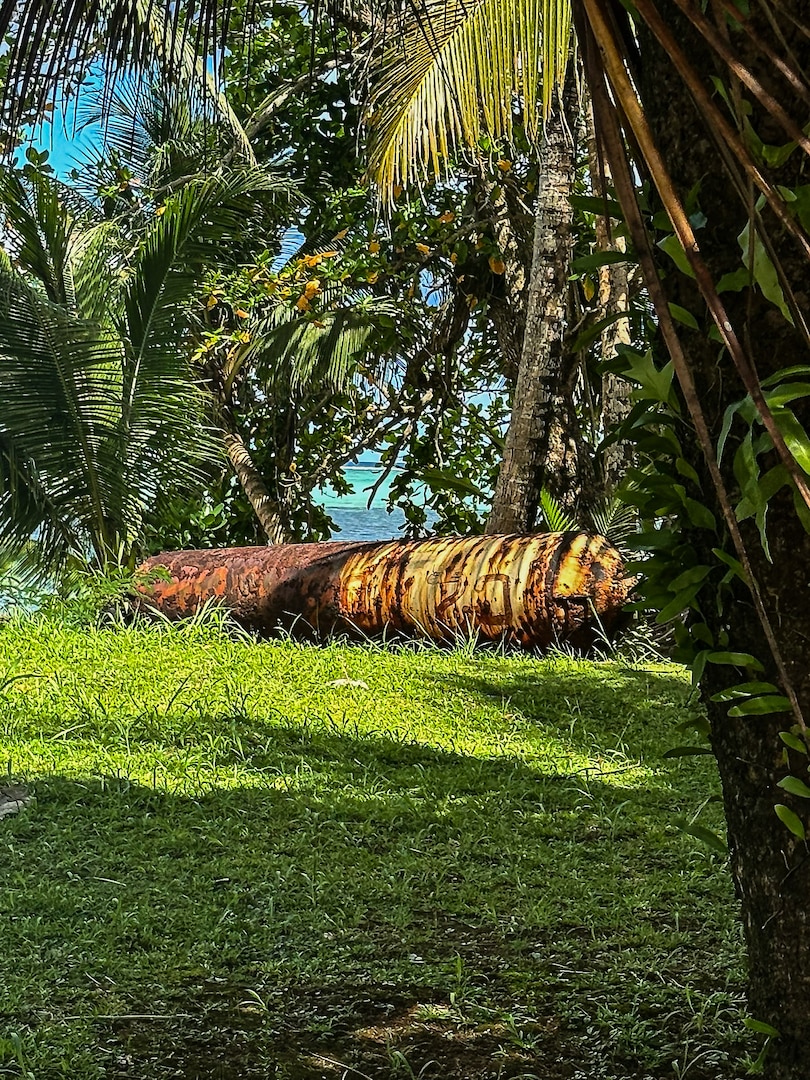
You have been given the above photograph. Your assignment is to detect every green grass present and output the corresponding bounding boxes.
[0,616,747,1079]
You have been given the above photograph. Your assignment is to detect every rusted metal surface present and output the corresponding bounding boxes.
[137,533,634,651]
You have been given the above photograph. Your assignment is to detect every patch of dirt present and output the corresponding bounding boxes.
[98,985,573,1080]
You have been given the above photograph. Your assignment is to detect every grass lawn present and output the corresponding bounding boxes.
[0,616,748,1079]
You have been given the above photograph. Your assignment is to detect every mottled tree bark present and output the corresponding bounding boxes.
[633,5,810,1076]
[222,430,291,544]
[486,74,584,534]
[585,101,634,494]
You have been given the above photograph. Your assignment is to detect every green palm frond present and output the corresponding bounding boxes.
[0,166,291,571]
[0,0,234,134]
[0,267,126,565]
[367,0,571,192]
[538,487,578,532]
[248,294,401,396]
[588,495,639,550]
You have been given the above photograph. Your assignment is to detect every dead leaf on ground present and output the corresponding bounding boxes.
[327,679,370,690]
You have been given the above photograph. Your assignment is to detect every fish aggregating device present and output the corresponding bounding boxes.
[137,532,634,651]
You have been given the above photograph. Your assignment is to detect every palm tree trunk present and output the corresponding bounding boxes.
[584,102,634,494]
[486,75,582,534]
[474,166,532,383]
[633,5,810,1075]
[222,430,291,545]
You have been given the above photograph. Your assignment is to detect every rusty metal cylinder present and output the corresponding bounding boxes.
[138,533,633,650]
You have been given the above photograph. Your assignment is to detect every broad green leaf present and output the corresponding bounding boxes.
[419,469,485,498]
[658,234,695,277]
[571,250,634,273]
[667,303,699,330]
[761,364,810,388]
[711,681,779,702]
[656,583,703,624]
[569,194,623,218]
[676,820,727,853]
[737,221,793,323]
[727,695,791,717]
[707,652,765,671]
[683,498,716,531]
[668,564,711,592]
[779,731,808,755]
[775,804,806,839]
[778,775,810,798]
[770,408,810,474]
[744,1018,781,1038]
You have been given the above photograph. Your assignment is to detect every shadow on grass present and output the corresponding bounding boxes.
[1,711,742,1080]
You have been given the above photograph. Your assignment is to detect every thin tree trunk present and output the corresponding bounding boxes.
[486,74,582,534]
[222,430,291,545]
[584,101,634,495]
[474,165,532,383]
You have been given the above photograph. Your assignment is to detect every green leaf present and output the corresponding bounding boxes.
[762,141,798,168]
[727,696,791,717]
[715,266,750,294]
[777,775,810,799]
[770,408,810,474]
[570,310,634,353]
[711,681,779,702]
[668,565,711,591]
[658,234,695,277]
[683,498,716,531]
[419,468,485,499]
[571,250,634,273]
[655,583,703,624]
[707,652,765,671]
[779,731,808,755]
[711,548,746,582]
[744,1018,781,1038]
[761,364,810,388]
[667,302,699,330]
[774,804,806,839]
[569,194,623,218]
[737,221,793,323]
[676,820,727,853]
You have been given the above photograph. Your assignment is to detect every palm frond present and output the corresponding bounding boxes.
[0,266,126,566]
[538,486,578,532]
[366,0,571,192]
[248,294,401,395]
[0,0,236,136]
[588,494,638,550]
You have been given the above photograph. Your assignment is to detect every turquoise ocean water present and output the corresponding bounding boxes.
[319,465,431,542]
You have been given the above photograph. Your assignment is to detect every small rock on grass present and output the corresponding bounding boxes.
[0,784,30,820]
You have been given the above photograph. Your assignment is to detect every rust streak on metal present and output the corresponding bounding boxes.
[138,533,633,651]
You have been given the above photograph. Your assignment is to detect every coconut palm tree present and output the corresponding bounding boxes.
[0,163,283,570]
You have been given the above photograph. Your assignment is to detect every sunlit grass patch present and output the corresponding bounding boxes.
[0,618,745,1079]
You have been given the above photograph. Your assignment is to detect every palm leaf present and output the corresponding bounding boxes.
[367,0,571,192]
[247,294,401,396]
[0,0,235,134]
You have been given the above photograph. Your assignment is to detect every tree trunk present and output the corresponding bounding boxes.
[486,74,585,534]
[633,5,810,1076]
[584,101,634,495]
[474,165,532,384]
[222,430,291,545]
